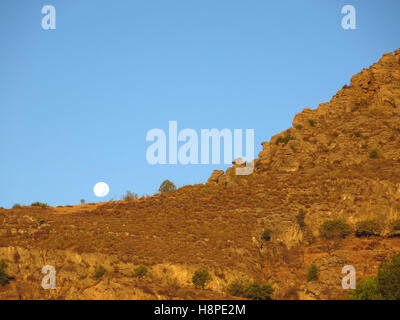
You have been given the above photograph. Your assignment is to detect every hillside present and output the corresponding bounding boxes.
[1,48,400,300]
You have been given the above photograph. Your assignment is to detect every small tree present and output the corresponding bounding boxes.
[306,264,319,282]
[122,190,139,201]
[12,204,21,209]
[80,199,85,204]
[31,202,48,208]
[243,281,274,300]
[377,252,400,300]
[0,260,14,286]
[159,180,176,193]
[192,269,212,289]
[296,210,306,229]
[347,277,384,300]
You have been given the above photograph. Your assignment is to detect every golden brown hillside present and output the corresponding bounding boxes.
[1,49,400,300]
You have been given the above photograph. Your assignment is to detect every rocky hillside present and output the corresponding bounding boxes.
[1,49,400,300]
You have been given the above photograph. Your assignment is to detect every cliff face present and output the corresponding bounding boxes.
[1,49,400,300]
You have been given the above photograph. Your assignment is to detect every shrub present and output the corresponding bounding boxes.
[295,125,303,130]
[369,150,379,159]
[31,202,48,208]
[122,190,139,201]
[306,264,319,282]
[243,281,274,300]
[390,219,400,232]
[159,180,176,193]
[12,204,21,209]
[308,119,315,127]
[192,269,212,289]
[132,265,148,278]
[347,277,384,300]
[354,132,362,138]
[226,279,246,297]
[261,229,271,241]
[275,132,295,145]
[0,260,14,286]
[319,219,351,239]
[296,210,306,229]
[362,144,368,149]
[355,219,382,237]
[377,252,400,300]
[93,265,107,279]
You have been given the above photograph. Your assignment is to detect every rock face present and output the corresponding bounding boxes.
[1,49,400,300]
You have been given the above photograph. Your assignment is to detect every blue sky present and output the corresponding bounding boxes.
[0,0,399,208]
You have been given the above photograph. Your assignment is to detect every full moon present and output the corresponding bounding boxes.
[93,182,110,197]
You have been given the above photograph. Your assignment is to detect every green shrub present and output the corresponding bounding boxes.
[362,144,368,149]
[192,269,212,289]
[306,264,319,282]
[159,180,176,193]
[355,219,382,237]
[0,260,14,286]
[354,132,362,138]
[347,277,384,300]
[132,265,148,278]
[275,132,295,145]
[93,265,107,279]
[308,119,315,127]
[390,219,400,232]
[319,219,351,239]
[377,252,400,300]
[369,150,379,159]
[243,281,274,300]
[31,202,48,208]
[226,279,274,300]
[122,190,139,201]
[295,125,303,130]
[296,210,306,229]
[261,229,271,241]
[12,204,21,209]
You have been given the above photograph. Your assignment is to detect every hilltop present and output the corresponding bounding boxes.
[1,49,400,300]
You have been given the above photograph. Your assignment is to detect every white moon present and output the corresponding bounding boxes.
[93,182,110,197]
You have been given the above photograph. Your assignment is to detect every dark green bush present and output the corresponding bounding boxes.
[296,210,306,229]
[93,265,107,279]
[347,277,384,300]
[192,269,212,289]
[12,204,21,209]
[369,150,379,159]
[295,125,303,130]
[226,279,273,300]
[306,264,319,282]
[261,229,271,241]
[377,252,400,300]
[0,260,14,286]
[275,132,295,145]
[308,119,315,127]
[355,219,382,237]
[159,180,176,193]
[319,219,351,239]
[132,265,148,278]
[31,202,48,208]
[390,219,400,232]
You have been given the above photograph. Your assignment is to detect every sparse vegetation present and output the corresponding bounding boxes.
[0,260,14,286]
[319,219,351,239]
[354,131,362,138]
[390,219,400,236]
[93,265,107,279]
[159,180,176,193]
[122,190,139,201]
[308,119,315,127]
[192,269,212,289]
[355,219,382,237]
[295,124,303,130]
[306,264,319,282]
[12,203,21,209]
[296,210,306,229]
[377,252,400,300]
[261,228,271,241]
[362,144,368,149]
[132,265,148,278]
[31,202,48,208]
[80,199,85,204]
[369,149,379,159]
